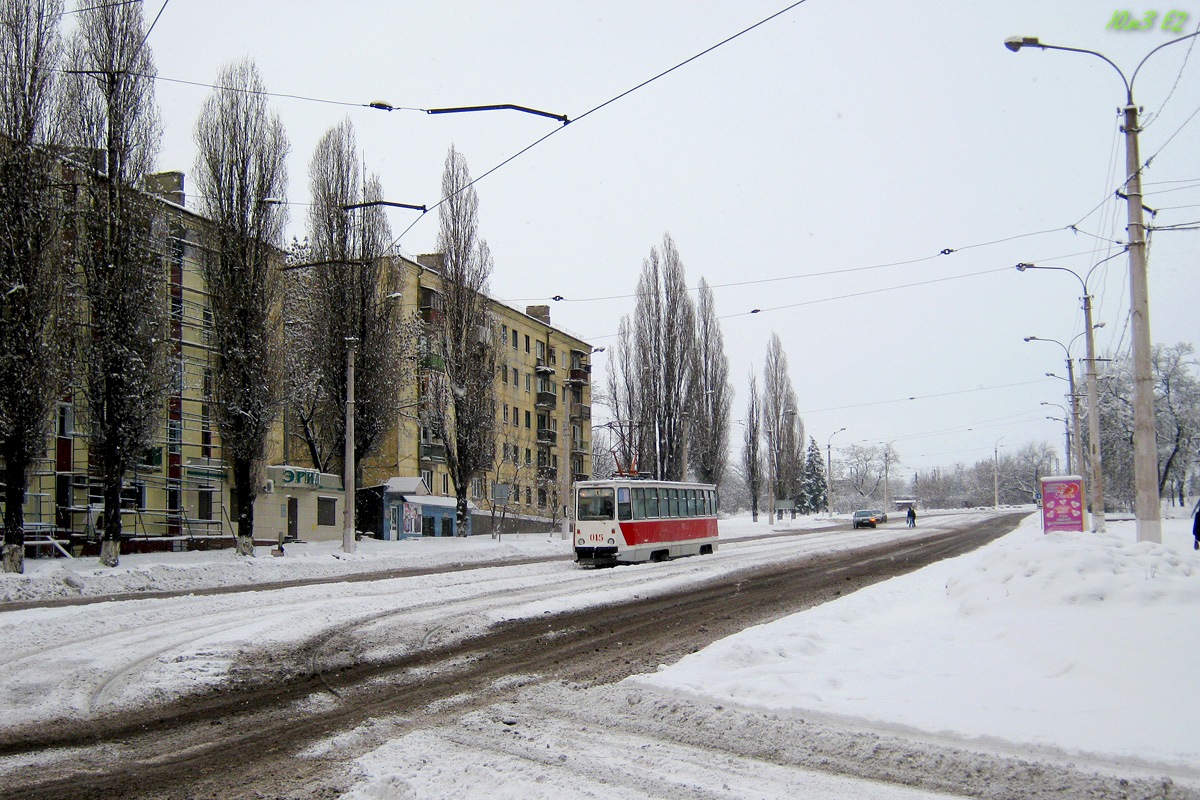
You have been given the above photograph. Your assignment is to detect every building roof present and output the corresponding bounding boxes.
[385,476,429,495]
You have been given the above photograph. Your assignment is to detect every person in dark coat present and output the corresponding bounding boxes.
[907,506,917,528]
[1192,501,1199,550]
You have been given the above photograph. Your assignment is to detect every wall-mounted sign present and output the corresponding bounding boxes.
[1040,476,1086,533]
[282,467,320,488]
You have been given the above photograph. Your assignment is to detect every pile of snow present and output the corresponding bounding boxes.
[633,514,1200,774]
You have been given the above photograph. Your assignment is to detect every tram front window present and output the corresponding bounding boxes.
[577,488,615,520]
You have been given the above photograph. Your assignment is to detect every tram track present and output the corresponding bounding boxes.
[0,513,1025,800]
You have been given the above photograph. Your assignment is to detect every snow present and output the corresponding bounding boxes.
[2,509,1198,798]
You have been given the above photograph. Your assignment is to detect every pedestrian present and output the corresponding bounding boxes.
[1192,501,1199,551]
[907,506,916,528]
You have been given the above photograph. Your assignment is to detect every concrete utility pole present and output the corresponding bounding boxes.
[1005,32,1200,541]
[343,337,358,554]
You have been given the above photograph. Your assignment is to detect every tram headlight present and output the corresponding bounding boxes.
[577,538,584,545]
[608,538,615,545]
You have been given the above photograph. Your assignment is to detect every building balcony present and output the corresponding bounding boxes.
[566,365,590,384]
[571,438,588,455]
[535,358,554,375]
[569,402,591,421]
[420,443,446,463]
[419,307,443,326]
[536,428,557,446]
[537,465,557,482]
[572,472,590,483]
[535,391,556,409]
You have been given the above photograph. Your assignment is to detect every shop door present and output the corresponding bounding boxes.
[287,497,298,541]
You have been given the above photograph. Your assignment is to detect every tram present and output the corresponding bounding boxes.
[572,478,719,566]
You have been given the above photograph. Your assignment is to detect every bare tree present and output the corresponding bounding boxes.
[192,58,289,556]
[61,2,168,567]
[293,120,406,521]
[425,145,497,535]
[632,233,695,480]
[605,316,642,474]
[762,332,803,518]
[741,372,763,522]
[691,277,732,492]
[843,444,884,504]
[0,0,67,574]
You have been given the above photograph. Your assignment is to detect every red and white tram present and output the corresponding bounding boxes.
[573,478,719,566]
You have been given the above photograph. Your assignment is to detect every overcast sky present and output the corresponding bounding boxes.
[118,1,1199,474]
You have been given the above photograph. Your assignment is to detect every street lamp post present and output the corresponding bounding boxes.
[1005,33,1200,541]
[1042,403,1073,473]
[1018,259,1119,532]
[826,427,846,518]
[994,437,1005,509]
[1025,334,1088,491]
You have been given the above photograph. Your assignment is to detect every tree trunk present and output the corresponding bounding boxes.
[456,495,469,537]
[98,468,123,567]
[3,455,28,574]
[234,458,256,557]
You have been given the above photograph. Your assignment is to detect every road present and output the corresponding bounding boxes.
[4,511,1160,800]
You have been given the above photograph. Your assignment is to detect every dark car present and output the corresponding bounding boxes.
[852,510,878,529]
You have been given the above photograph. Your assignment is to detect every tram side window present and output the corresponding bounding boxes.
[687,490,697,517]
[667,488,678,517]
[632,488,646,519]
[705,490,713,515]
[646,488,659,517]
[577,488,615,520]
[617,487,632,520]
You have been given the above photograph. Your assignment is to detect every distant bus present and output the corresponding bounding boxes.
[572,478,719,567]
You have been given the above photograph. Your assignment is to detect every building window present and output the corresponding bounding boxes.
[442,473,449,495]
[513,368,519,388]
[525,410,532,429]
[120,482,145,510]
[525,486,532,505]
[502,365,508,383]
[513,407,520,427]
[511,329,518,349]
[198,487,214,520]
[317,496,337,526]
[525,447,532,465]
[502,324,508,343]
[421,469,433,491]
[503,404,509,424]
[472,477,483,499]
[57,403,74,437]
[525,374,531,393]
[536,340,545,360]
[524,334,530,353]
[168,418,182,455]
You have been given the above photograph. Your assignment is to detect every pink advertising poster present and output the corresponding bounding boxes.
[1040,476,1086,533]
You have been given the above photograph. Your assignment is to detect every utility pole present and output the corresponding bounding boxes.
[1003,33,1200,541]
[343,337,358,553]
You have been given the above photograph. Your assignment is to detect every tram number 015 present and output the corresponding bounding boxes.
[588,533,606,542]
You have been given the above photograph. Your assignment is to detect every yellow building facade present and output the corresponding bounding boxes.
[9,172,592,554]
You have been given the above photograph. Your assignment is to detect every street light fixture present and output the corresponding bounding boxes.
[1005,32,1200,542]
[1017,258,1120,532]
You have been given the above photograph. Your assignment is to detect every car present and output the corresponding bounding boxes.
[852,510,878,529]
[872,509,888,524]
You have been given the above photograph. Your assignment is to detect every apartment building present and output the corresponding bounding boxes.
[8,168,592,553]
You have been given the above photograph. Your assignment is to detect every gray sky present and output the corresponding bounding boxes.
[131,1,1199,474]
